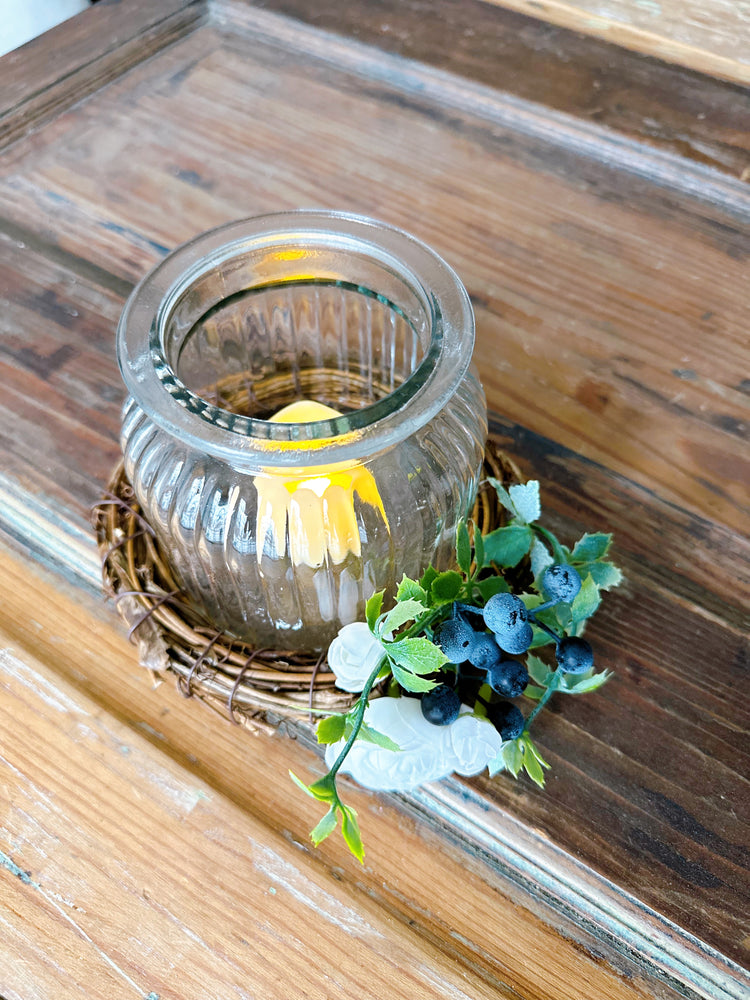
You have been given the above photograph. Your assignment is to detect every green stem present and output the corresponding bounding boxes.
[524,669,562,730]
[328,655,387,778]
[528,616,560,644]
[532,524,566,564]
[403,605,444,639]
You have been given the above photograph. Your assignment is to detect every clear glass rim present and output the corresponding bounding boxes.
[117,210,475,469]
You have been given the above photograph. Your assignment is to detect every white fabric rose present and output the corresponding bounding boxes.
[324,696,505,792]
[326,622,386,693]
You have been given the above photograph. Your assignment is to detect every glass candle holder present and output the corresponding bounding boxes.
[117,211,487,650]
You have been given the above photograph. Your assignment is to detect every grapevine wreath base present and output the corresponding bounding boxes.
[93,437,520,732]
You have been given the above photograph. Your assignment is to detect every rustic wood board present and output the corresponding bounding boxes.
[254,0,750,179]
[1,2,748,995]
[483,0,750,84]
[0,547,678,1000]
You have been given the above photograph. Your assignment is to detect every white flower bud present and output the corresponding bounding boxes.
[326,621,386,693]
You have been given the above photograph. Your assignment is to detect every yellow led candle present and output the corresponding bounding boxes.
[254,400,388,569]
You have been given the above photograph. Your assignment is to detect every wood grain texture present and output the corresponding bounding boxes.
[0,0,204,145]
[1,13,748,532]
[0,3,748,993]
[0,550,671,1000]
[481,0,750,84]
[251,0,750,179]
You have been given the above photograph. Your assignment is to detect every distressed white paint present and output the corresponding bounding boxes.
[416,961,488,1000]
[251,842,384,940]
[70,719,211,819]
[0,648,84,714]
[0,848,158,999]
[124,759,210,816]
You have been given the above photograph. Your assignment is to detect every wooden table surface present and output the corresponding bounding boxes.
[1,2,748,998]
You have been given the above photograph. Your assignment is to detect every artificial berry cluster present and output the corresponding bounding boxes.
[420,563,595,738]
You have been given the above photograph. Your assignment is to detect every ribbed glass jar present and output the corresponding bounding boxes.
[117,212,487,650]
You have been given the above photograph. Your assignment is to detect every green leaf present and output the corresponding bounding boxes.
[365,590,384,632]
[523,751,546,787]
[523,683,547,700]
[525,737,551,770]
[519,593,545,611]
[387,637,448,675]
[477,682,493,706]
[526,653,552,686]
[430,570,464,604]
[527,604,564,643]
[508,481,541,524]
[306,775,339,803]
[419,565,438,592]
[563,669,612,694]
[580,560,623,591]
[487,477,516,516]
[553,603,573,632]
[487,750,506,778]
[357,722,401,752]
[529,626,555,649]
[502,740,524,777]
[473,575,510,602]
[532,524,567,565]
[381,599,426,636]
[571,532,612,563]
[290,771,338,803]
[482,524,533,568]
[310,808,338,845]
[289,771,316,799]
[316,714,346,745]
[530,537,554,578]
[473,525,485,571]
[396,575,428,603]
[456,521,471,576]
[570,574,601,623]
[340,805,365,863]
[391,664,438,693]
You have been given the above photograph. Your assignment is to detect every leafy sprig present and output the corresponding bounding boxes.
[292,476,622,860]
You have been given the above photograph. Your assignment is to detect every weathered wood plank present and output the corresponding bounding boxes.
[1,21,747,532]
[0,233,126,512]
[0,551,670,1000]
[249,0,750,179]
[0,648,510,1000]
[481,0,750,84]
[0,0,204,146]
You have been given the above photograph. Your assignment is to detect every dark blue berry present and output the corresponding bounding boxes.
[421,684,461,725]
[483,593,528,636]
[487,701,525,741]
[487,659,529,698]
[495,621,533,656]
[468,633,502,671]
[542,564,582,603]
[435,619,477,663]
[556,636,594,674]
